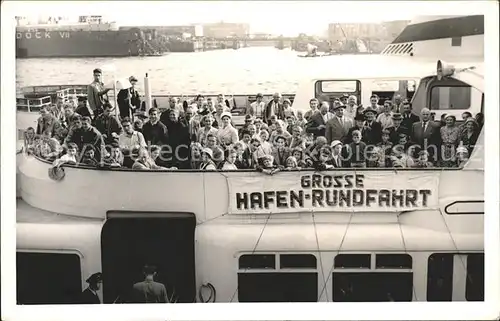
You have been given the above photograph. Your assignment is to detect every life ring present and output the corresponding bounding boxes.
[48,166,65,181]
[197,283,216,303]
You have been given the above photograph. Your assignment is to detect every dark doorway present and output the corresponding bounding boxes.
[17,252,82,304]
[101,213,196,304]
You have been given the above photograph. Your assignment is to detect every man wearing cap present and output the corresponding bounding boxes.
[80,272,102,304]
[87,68,111,119]
[385,113,409,145]
[247,93,266,119]
[325,104,352,144]
[264,93,284,124]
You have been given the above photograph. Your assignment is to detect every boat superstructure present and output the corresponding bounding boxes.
[16,57,485,303]
[381,15,484,60]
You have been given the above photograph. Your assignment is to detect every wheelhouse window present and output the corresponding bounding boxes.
[238,253,318,302]
[466,254,484,301]
[17,251,82,304]
[427,253,453,301]
[427,253,484,301]
[430,86,472,110]
[315,80,361,105]
[332,253,413,302]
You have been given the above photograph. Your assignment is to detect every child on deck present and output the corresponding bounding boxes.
[346,130,367,168]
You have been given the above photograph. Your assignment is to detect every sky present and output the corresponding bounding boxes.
[16,1,419,36]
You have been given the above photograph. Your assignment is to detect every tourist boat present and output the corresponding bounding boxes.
[15,15,485,305]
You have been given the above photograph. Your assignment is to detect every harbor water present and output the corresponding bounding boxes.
[16,47,386,95]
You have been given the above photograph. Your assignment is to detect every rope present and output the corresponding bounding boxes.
[229,212,272,303]
[312,211,328,301]
[396,212,418,301]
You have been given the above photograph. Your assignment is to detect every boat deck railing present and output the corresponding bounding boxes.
[17,84,296,118]
[16,96,52,112]
[17,86,88,113]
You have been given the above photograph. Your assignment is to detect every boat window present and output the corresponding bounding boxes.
[466,253,484,301]
[332,272,413,302]
[17,251,82,304]
[239,254,276,269]
[375,254,412,269]
[238,272,317,302]
[319,80,358,93]
[372,80,400,92]
[430,86,472,110]
[451,37,462,47]
[334,254,371,269]
[427,253,454,301]
[280,254,317,269]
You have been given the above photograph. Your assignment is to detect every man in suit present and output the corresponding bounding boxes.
[361,107,382,145]
[411,108,441,161]
[401,100,420,129]
[80,272,102,304]
[131,265,172,303]
[306,104,334,139]
[263,92,284,124]
[385,113,409,145]
[325,104,353,144]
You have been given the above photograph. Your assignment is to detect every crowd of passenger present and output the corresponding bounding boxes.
[24,68,483,173]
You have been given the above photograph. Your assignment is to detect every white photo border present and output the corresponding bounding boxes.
[1,1,499,320]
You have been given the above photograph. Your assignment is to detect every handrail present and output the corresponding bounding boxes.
[25,151,477,174]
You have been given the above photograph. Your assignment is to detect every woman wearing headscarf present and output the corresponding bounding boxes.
[164,109,191,168]
[216,112,238,148]
[460,118,480,156]
[440,115,461,166]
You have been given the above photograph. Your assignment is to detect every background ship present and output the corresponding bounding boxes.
[15,15,170,58]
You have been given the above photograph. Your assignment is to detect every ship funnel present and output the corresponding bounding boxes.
[436,60,455,80]
[144,73,153,113]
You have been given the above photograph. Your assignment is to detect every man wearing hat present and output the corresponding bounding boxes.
[325,104,352,144]
[385,113,409,145]
[87,68,112,119]
[80,272,102,304]
[330,140,345,168]
[246,93,265,119]
[361,107,382,145]
[345,113,365,144]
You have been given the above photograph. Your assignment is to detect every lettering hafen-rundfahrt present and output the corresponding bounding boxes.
[232,173,436,212]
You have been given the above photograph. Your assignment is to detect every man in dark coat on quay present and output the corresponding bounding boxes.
[80,272,102,304]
